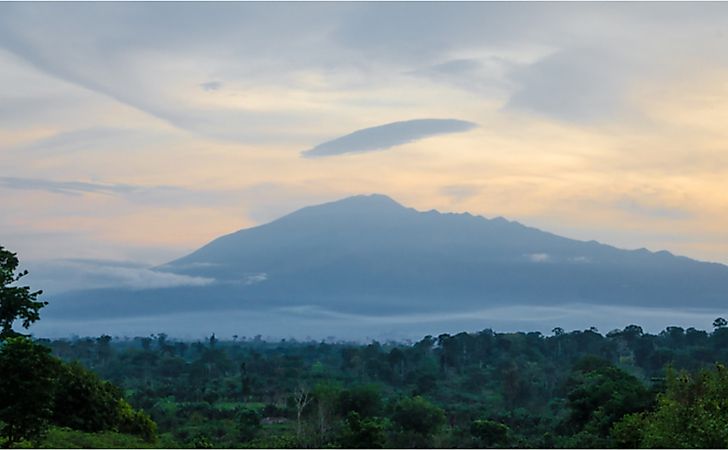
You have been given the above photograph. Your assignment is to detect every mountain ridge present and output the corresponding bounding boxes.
[165,193,702,276]
[46,193,728,321]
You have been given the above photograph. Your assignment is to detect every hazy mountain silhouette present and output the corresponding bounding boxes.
[46,194,728,320]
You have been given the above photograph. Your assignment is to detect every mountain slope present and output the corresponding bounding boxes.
[47,194,728,319]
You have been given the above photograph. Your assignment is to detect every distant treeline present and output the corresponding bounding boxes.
[22,320,728,448]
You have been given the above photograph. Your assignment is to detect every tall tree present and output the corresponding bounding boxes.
[391,395,446,447]
[562,357,652,447]
[0,337,60,447]
[0,246,47,339]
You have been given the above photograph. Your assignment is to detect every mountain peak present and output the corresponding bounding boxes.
[287,193,406,220]
[327,193,402,208]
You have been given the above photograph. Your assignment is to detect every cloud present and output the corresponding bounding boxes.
[0,5,320,142]
[242,273,267,285]
[161,261,220,270]
[527,253,551,263]
[0,95,88,126]
[330,3,559,65]
[440,184,481,202]
[301,118,477,158]
[24,258,214,293]
[418,58,484,76]
[569,256,592,263]
[505,48,630,123]
[84,264,214,290]
[200,81,222,91]
[6,127,159,154]
[3,3,727,140]
[0,176,180,197]
[0,176,140,196]
[408,58,512,96]
[0,177,341,220]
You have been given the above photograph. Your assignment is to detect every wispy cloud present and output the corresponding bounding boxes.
[84,264,214,290]
[440,184,481,202]
[616,196,693,220]
[301,118,477,158]
[25,258,214,293]
[0,176,179,197]
[7,127,157,154]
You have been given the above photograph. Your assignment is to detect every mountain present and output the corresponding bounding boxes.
[46,194,728,321]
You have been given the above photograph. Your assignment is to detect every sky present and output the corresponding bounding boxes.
[2,2,728,292]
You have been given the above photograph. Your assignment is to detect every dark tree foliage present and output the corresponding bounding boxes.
[0,248,155,447]
[390,395,446,447]
[471,419,510,448]
[50,360,156,442]
[0,337,157,448]
[339,412,387,449]
[338,384,383,418]
[0,337,59,447]
[561,357,653,447]
[53,361,125,432]
[0,246,47,339]
[237,409,261,443]
[712,317,727,329]
[392,395,446,436]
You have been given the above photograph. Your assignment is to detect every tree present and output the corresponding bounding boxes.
[338,384,383,418]
[312,382,341,444]
[50,360,157,443]
[0,246,47,339]
[114,399,156,443]
[293,384,312,441]
[52,361,126,432]
[563,357,653,446]
[622,324,644,342]
[610,412,646,448]
[471,419,510,448]
[0,337,60,447]
[0,248,157,446]
[392,395,445,435]
[96,334,113,363]
[237,408,261,443]
[627,364,728,448]
[713,317,727,329]
[391,395,446,447]
[339,412,387,449]
[239,362,252,401]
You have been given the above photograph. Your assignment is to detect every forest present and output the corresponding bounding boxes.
[4,246,728,448]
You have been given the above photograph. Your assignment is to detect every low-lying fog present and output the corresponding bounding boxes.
[30,304,728,342]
